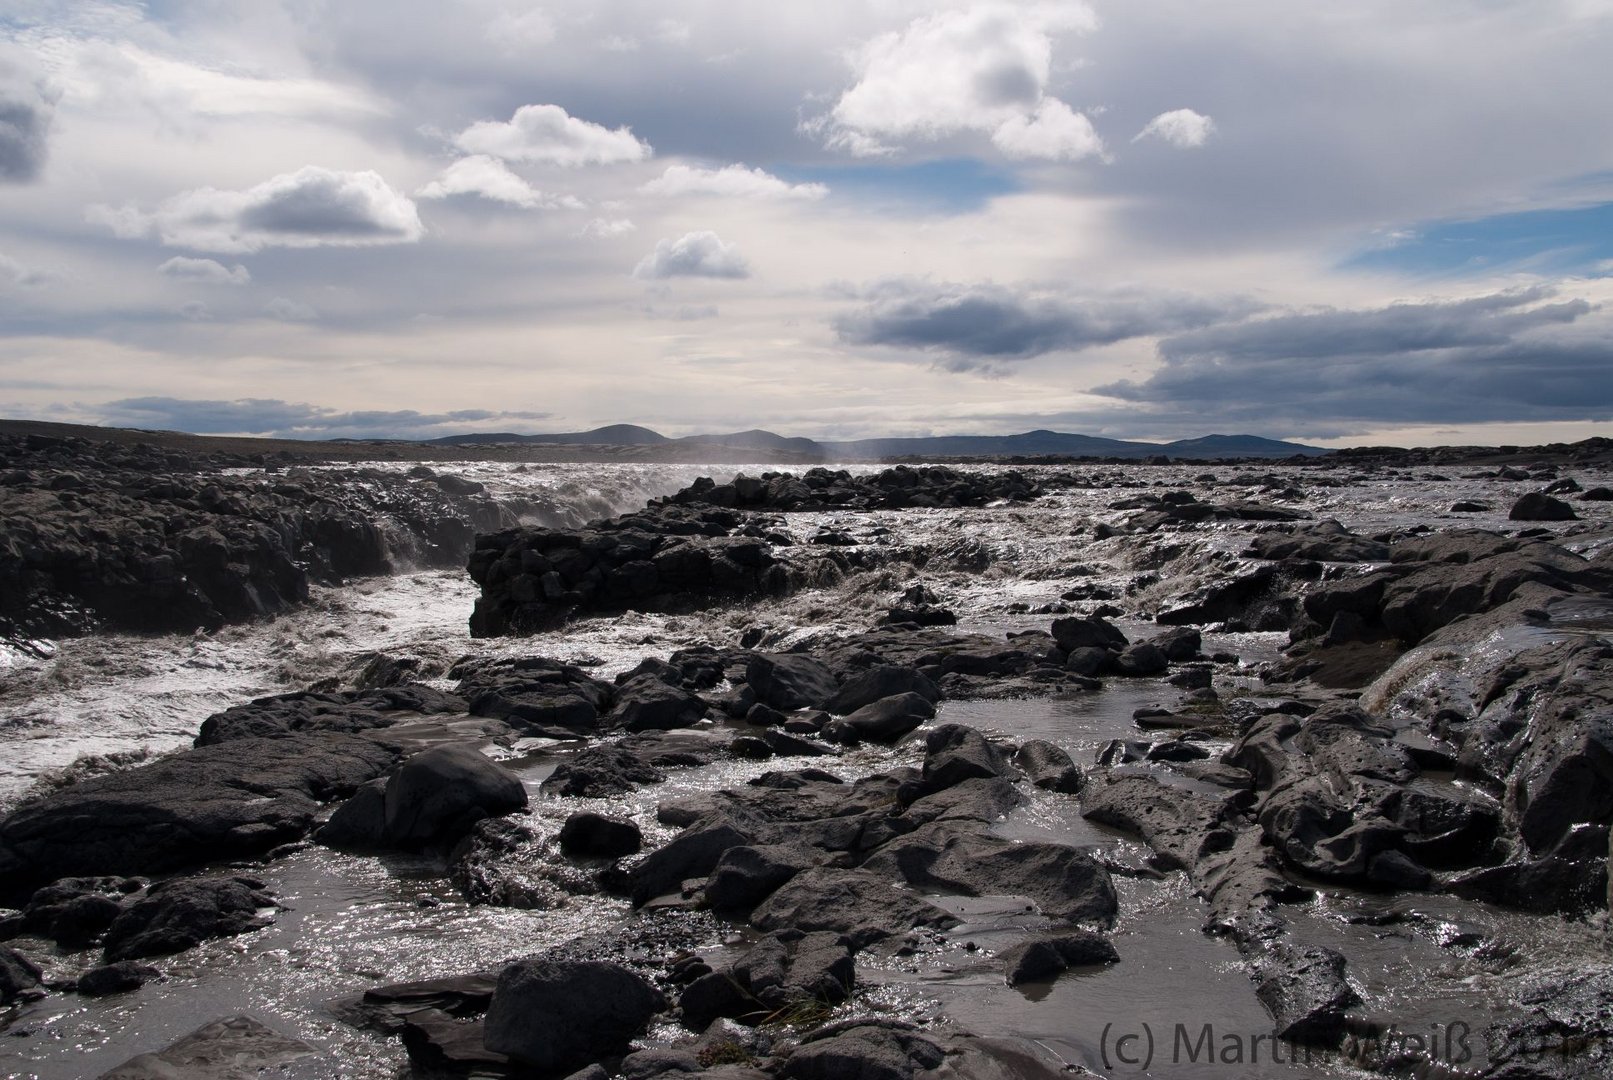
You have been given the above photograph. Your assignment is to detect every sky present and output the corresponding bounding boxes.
[1,0,1612,447]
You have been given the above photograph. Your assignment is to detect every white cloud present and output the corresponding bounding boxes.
[814,3,1103,161]
[454,103,651,166]
[581,217,636,238]
[88,166,424,253]
[632,231,750,279]
[991,98,1106,161]
[265,296,318,321]
[1133,108,1216,148]
[640,163,827,201]
[417,155,582,209]
[156,256,250,285]
[485,8,555,51]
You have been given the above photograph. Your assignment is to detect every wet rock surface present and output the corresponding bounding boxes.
[4,452,1613,1079]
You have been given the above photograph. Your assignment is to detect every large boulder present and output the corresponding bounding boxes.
[750,867,959,947]
[747,654,841,711]
[860,822,1117,924]
[610,675,708,732]
[919,725,1016,792]
[0,733,399,902]
[381,745,528,848]
[482,958,666,1073]
[823,666,941,715]
[558,812,643,858]
[102,876,279,963]
[822,693,935,745]
[1510,492,1577,521]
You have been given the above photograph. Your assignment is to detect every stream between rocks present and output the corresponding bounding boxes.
[3,454,1612,1079]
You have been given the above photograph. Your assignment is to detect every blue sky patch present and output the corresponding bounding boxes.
[774,158,1021,215]
[1346,199,1613,277]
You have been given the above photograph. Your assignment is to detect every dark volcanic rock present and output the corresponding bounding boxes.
[543,745,668,798]
[102,876,279,962]
[1509,492,1577,521]
[380,745,528,849]
[705,844,815,912]
[750,867,959,946]
[747,653,841,711]
[95,1015,323,1079]
[0,733,400,902]
[0,433,511,644]
[782,1021,947,1080]
[822,692,935,744]
[559,812,643,858]
[611,674,708,731]
[860,821,1117,924]
[1013,740,1083,793]
[1,946,43,1004]
[482,958,666,1072]
[1001,930,1119,985]
[822,665,941,715]
[1248,939,1359,1045]
[78,961,160,997]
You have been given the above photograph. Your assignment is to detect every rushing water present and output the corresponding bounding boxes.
[2,459,1610,1079]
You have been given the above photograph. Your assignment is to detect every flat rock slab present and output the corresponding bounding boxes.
[96,1015,323,1079]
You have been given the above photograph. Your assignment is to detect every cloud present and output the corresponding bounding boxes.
[0,49,56,182]
[990,98,1106,161]
[88,167,424,253]
[581,217,636,238]
[640,163,827,200]
[453,104,651,166]
[485,8,556,50]
[265,296,318,321]
[1093,288,1613,427]
[1133,108,1216,148]
[632,231,750,279]
[417,155,581,209]
[835,280,1255,362]
[1,251,57,288]
[811,4,1104,161]
[97,396,553,440]
[157,256,250,285]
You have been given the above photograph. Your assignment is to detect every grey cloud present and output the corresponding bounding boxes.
[98,397,552,439]
[157,257,251,285]
[633,231,750,279]
[92,167,423,253]
[0,51,54,183]
[1094,289,1613,427]
[835,281,1258,362]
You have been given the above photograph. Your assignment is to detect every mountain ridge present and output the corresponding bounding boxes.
[426,425,1325,459]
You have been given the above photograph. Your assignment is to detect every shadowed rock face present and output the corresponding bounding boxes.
[0,433,513,644]
[482,958,666,1072]
[0,734,400,902]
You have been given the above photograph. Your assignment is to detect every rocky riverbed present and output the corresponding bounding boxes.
[2,437,1612,1079]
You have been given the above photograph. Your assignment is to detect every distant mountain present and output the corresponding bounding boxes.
[427,424,1323,459]
[1159,434,1326,458]
[824,429,1144,458]
[676,429,825,455]
[429,424,669,446]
